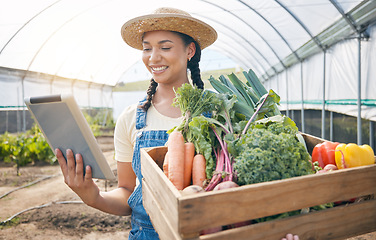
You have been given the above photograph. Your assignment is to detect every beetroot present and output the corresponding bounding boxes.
[213,181,239,191]
[200,226,223,235]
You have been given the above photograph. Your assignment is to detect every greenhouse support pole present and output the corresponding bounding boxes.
[50,78,54,94]
[17,87,20,131]
[370,121,374,151]
[357,32,362,145]
[321,50,326,139]
[330,111,334,141]
[5,111,9,132]
[71,79,77,95]
[22,77,26,132]
[300,61,305,132]
[285,70,289,118]
[88,82,91,114]
[101,85,107,127]
[277,73,280,94]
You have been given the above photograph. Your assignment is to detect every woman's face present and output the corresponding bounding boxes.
[142,30,195,86]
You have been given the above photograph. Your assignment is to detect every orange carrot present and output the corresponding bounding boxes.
[192,154,207,187]
[163,151,169,178]
[167,131,185,190]
[183,142,195,188]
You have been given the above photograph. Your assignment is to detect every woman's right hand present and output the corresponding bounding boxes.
[55,148,100,207]
[281,234,299,240]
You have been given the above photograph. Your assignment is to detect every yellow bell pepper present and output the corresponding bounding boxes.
[335,143,375,169]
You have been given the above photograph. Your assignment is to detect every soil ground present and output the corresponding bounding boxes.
[1,136,375,239]
[0,136,131,239]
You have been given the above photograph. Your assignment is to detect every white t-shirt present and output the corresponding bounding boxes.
[114,102,182,163]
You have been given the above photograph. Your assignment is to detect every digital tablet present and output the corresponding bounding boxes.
[24,94,116,180]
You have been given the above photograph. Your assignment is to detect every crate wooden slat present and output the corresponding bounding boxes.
[178,165,376,233]
[140,146,180,233]
[141,133,376,240]
[142,178,182,240]
[199,199,376,240]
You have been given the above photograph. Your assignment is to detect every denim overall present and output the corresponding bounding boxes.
[127,99,169,240]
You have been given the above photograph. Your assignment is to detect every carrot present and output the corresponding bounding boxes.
[163,151,169,178]
[167,131,185,190]
[183,142,195,188]
[192,154,207,187]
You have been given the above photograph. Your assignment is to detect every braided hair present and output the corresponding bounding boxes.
[139,31,203,111]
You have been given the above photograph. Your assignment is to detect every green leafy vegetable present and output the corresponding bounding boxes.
[169,83,220,138]
[209,69,281,119]
[167,70,332,224]
[234,115,314,186]
[170,69,313,192]
[187,116,217,178]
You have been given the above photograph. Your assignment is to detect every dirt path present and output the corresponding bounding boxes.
[0,150,117,221]
[0,136,131,239]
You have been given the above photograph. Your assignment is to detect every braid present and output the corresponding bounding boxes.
[187,41,204,89]
[139,78,158,111]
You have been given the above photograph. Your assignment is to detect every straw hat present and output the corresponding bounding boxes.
[121,7,217,50]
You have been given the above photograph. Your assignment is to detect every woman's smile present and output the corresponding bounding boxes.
[150,65,168,73]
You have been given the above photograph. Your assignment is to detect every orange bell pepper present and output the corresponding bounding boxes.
[334,143,375,169]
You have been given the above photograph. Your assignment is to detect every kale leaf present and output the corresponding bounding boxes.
[234,115,313,186]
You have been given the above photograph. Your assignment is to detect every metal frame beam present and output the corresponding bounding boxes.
[199,0,284,74]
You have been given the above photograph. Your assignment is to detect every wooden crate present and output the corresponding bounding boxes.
[141,133,376,240]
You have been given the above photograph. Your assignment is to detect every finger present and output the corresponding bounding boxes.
[286,234,293,240]
[84,165,93,182]
[55,148,68,177]
[75,153,85,183]
[66,149,76,182]
[293,235,300,240]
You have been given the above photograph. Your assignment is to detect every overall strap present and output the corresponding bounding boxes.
[135,97,147,130]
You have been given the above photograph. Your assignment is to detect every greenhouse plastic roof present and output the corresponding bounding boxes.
[0,0,375,86]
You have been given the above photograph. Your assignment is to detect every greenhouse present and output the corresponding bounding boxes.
[1,0,375,148]
[1,1,376,239]
[1,0,376,147]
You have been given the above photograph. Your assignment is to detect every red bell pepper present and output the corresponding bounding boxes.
[312,141,340,168]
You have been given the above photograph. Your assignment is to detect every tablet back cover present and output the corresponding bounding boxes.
[25,94,115,180]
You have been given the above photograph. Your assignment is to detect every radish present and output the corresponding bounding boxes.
[324,164,338,171]
[181,185,205,195]
[316,164,338,174]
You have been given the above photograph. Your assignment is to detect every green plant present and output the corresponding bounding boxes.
[0,124,56,175]
[82,109,115,137]
[0,216,20,228]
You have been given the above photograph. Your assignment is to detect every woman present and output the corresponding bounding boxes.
[55,7,299,240]
[56,7,216,239]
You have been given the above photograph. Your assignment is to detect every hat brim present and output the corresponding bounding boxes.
[121,13,217,50]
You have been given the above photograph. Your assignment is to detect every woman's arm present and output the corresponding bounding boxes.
[56,149,136,216]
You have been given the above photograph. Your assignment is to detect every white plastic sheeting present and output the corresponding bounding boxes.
[0,67,113,109]
[264,23,376,121]
[0,0,375,122]
[0,0,373,84]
